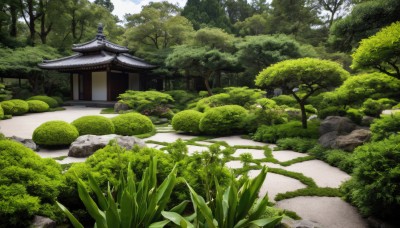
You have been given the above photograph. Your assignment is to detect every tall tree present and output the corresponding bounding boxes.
[94,0,114,12]
[256,58,349,128]
[20,0,41,45]
[234,14,269,36]
[224,0,253,24]
[317,0,351,27]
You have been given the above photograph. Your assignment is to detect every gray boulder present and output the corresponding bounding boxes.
[361,116,375,127]
[30,215,56,228]
[333,129,371,152]
[9,136,38,151]
[114,102,130,113]
[319,116,357,136]
[318,131,338,148]
[69,134,146,157]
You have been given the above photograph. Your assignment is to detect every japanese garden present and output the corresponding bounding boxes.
[0,0,399,227]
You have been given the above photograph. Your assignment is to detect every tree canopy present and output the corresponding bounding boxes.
[255,58,349,128]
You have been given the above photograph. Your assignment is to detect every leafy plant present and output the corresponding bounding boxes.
[72,115,115,136]
[252,121,319,143]
[160,166,283,227]
[275,137,317,153]
[370,113,400,141]
[362,98,396,117]
[117,90,174,115]
[58,157,180,228]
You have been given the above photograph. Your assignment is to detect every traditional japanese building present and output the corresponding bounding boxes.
[38,24,156,101]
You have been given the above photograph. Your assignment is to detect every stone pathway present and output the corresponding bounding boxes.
[0,107,368,228]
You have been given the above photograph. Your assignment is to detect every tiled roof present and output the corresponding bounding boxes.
[72,39,129,53]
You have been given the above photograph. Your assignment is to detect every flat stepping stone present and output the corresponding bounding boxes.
[57,157,87,164]
[209,135,268,147]
[276,197,367,228]
[233,149,266,159]
[272,150,309,162]
[284,160,351,188]
[146,132,196,143]
[248,170,306,202]
[225,160,243,169]
[36,148,69,158]
[187,145,208,155]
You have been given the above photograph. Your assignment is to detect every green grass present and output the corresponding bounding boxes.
[52,155,68,161]
[274,187,342,201]
[100,108,116,114]
[279,156,315,166]
[268,167,317,188]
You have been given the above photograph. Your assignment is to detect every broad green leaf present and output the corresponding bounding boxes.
[88,173,108,211]
[249,216,283,227]
[77,179,107,228]
[170,200,190,214]
[161,211,194,228]
[106,183,120,227]
[149,220,170,228]
[187,183,216,228]
[120,190,134,228]
[56,202,84,228]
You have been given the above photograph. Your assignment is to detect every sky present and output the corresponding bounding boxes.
[107,0,187,20]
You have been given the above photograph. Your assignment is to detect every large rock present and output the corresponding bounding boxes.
[9,136,38,151]
[319,116,357,136]
[333,129,371,152]
[114,102,130,113]
[318,131,338,148]
[69,134,146,157]
[31,215,56,228]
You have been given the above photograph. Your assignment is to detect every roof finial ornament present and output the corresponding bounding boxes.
[96,23,106,40]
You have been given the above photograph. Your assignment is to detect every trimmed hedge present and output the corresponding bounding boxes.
[0,140,64,227]
[111,113,154,136]
[27,100,49,113]
[7,99,29,115]
[27,96,59,108]
[71,115,115,136]
[32,121,79,146]
[199,105,248,135]
[172,110,203,134]
[0,100,15,115]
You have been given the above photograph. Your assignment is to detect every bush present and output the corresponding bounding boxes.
[172,110,203,134]
[118,90,173,112]
[199,105,248,135]
[111,113,154,136]
[50,96,63,105]
[0,105,3,119]
[246,103,287,133]
[346,108,363,125]
[0,100,14,115]
[71,115,115,136]
[252,121,320,143]
[318,106,347,119]
[362,98,396,117]
[195,93,231,112]
[223,87,265,108]
[27,100,49,113]
[32,121,79,146]
[164,90,198,111]
[370,113,400,141]
[308,145,355,173]
[341,136,400,220]
[27,95,59,108]
[0,140,64,227]
[7,99,29,115]
[271,95,297,107]
[275,137,317,153]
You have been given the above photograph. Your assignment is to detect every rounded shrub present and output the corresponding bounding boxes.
[111,113,154,136]
[0,100,15,115]
[0,140,63,227]
[32,121,79,146]
[362,98,396,117]
[50,96,64,105]
[0,105,3,119]
[341,135,400,220]
[27,95,59,108]
[27,100,49,113]
[199,105,248,135]
[370,113,400,141]
[271,95,297,107]
[8,99,29,115]
[317,106,347,120]
[172,110,203,134]
[72,115,115,136]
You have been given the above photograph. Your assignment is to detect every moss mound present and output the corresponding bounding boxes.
[27,100,50,113]
[7,99,29,115]
[27,96,59,108]
[32,121,79,146]
[111,113,154,136]
[172,110,203,134]
[72,115,115,136]
[199,105,248,135]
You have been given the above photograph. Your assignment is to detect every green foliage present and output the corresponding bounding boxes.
[309,145,355,174]
[118,90,174,117]
[362,98,396,117]
[164,90,198,111]
[370,113,400,141]
[0,83,12,101]
[318,106,347,120]
[7,99,29,115]
[195,93,230,112]
[72,115,115,136]
[27,95,59,108]
[111,113,155,136]
[346,108,363,125]
[0,101,15,115]
[275,187,341,201]
[172,110,203,134]
[50,96,64,105]
[58,157,179,228]
[27,100,50,113]
[268,167,317,188]
[341,135,400,220]
[162,166,283,227]
[0,105,3,119]
[252,121,320,143]
[32,121,79,146]
[275,137,317,153]
[351,21,400,78]
[245,100,287,133]
[0,140,64,227]
[199,105,248,135]
[271,95,297,107]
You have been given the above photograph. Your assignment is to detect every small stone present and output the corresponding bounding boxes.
[31,215,56,228]
[114,102,130,113]
[9,136,38,151]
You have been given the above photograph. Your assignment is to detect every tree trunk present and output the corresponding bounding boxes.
[204,74,213,96]
[299,102,308,129]
[9,4,18,37]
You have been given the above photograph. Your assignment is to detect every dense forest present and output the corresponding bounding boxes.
[0,0,400,96]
